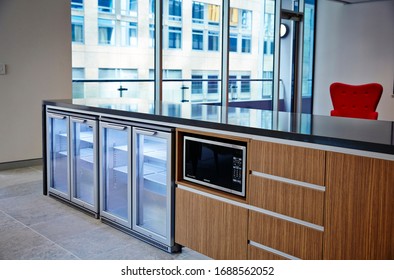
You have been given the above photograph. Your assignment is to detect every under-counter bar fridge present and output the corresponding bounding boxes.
[132,127,176,250]
[46,110,99,216]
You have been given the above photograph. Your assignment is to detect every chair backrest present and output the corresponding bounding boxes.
[330,82,383,120]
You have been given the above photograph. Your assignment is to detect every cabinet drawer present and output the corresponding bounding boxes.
[249,175,325,226]
[248,244,289,260]
[248,210,323,260]
[249,140,325,185]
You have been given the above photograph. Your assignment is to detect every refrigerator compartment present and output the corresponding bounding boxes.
[143,172,167,197]
[143,162,166,176]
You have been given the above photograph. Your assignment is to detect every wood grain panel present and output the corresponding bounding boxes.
[175,188,248,259]
[249,175,325,225]
[249,140,325,185]
[248,244,289,260]
[324,152,394,260]
[248,211,323,259]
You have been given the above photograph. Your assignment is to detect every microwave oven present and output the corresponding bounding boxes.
[183,136,246,197]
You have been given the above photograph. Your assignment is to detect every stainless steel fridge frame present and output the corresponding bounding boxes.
[99,121,133,228]
[132,126,175,247]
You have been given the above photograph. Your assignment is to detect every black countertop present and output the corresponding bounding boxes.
[43,98,394,155]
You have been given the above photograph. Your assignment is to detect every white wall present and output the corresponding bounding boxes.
[0,0,72,163]
[314,0,394,121]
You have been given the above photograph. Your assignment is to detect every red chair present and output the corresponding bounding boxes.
[330,82,383,120]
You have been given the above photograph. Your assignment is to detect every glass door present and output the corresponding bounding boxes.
[47,112,70,199]
[70,117,98,213]
[132,127,173,246]
[100,122,132,228]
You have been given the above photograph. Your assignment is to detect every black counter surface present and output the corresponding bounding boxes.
[43,98,394,155]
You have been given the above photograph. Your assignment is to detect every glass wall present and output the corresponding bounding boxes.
[71,0,315,112]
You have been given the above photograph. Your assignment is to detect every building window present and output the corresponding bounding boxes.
[208,31,219,51]
[121,21,137,46]
[98,18,115,45]
[207,75,218,94]
[121,0,137,16]
[229,75,237,92]
[208,4,219,25]
[241,10,252,30]
[149,24,155,48]
[230,8,238,27]
[191,75,203,94]
[192,30,203,50]
[168,26,182,49]
[242,36,251,53]
[229,34,237,52]
[71,0,83,10]
[264,40,274,55]
[241,75,251,93]
[71,15,84,43]
[168,0,182,21]
[98,0,114,13]
[192,1,204,24]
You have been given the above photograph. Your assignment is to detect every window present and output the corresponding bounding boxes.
[192,2,204,24]
[208,31,219,51]
[168,0,182,21]
[241,10,252,30]
[149,0,155,18]
[229,75,237,91]
[98,19,115,45]
[98,0,114,13]
[208,4,219,25]
[192,30,203,50]
[168,26,182,49]
[230,8,238,27]
[241,75,250,93]
[99,68,138,79]
[241,36,251,53]
[121,0,137,16]
[263,40,274,55]
[71,15,84,43]
[229,34,237,52]
[149,24,155,48]
[191,75,203,94]
[121,22,137,46]
[71,0,83,10]
[207,75,218,94]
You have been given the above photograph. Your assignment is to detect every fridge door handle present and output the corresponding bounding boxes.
[103,124,128,131]
[72,118,87,124]
[47,113,67,120]
[135,128,157,136]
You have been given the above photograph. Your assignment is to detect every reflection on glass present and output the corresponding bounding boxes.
[49,116,69,195]
[102,126,129,222]
[72,120,95,206]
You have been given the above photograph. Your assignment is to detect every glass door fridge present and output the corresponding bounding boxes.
[132,127,174,247]
[70,117,98,214]
[100,122,132,228]
[47,112,70,199]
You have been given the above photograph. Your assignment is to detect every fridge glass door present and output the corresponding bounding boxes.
[71,118,97,212]
[133,128,172,245]
[47,113,70,198]
[101,123,131,227]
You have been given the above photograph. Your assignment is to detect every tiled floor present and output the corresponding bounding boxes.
[0,165,209,260]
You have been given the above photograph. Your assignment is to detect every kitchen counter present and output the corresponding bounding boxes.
[43,98,394,156]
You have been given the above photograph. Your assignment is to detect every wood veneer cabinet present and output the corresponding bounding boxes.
[324,152,394,260]
[175,188,248,260]
[248,211,323,260]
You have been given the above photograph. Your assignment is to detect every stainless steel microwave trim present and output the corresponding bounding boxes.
[183,136,246,197]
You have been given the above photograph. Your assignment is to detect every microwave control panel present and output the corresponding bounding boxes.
[232,156,243,185]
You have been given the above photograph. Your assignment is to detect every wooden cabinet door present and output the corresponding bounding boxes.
[324,152,394,259]
[175,188,248,259]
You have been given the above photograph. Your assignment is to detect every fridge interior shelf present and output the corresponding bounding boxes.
[114,145,128,152]
[79,132,94,143]
[79,148,94,163]
[113,165,128,174]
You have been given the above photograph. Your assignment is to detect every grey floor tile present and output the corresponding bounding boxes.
[0,166,210,260]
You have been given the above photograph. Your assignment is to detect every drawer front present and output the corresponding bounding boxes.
[175,188,248,260]
[248,244,289,260]
[249,175,325,226]
[248,210,323,260]
[249,140,325,186]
